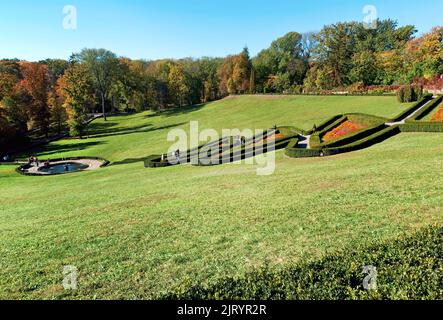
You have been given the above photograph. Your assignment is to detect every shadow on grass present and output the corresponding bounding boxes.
[153,103,208,118]
[87,122,187,139]
[111,156,151,166]
[23,141,106,158]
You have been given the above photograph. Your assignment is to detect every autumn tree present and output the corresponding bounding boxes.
[75,49,120,121]
[18,62,51,137]
[219,48,251,96]
[58,64,95,138]
[168,62,189,107]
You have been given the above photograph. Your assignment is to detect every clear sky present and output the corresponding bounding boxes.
[1,0,442,61]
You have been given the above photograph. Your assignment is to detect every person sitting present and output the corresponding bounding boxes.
[43,160,50,167]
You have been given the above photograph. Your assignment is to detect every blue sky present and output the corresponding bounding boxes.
[1,0,442,61]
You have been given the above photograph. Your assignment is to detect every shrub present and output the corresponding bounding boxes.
[160,226,442,300]
[397,85,424,103]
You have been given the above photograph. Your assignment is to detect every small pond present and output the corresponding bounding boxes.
[38,162,89,174]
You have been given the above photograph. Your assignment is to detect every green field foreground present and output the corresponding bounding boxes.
[0,95,442,299]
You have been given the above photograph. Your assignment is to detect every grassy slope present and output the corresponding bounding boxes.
[22,95,408,162]
[1,95,442,299]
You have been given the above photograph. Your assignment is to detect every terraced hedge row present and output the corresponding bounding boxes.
[323,125,401,156]
[160,226,442,300]
[310,115,346,148]
[322,123,387,148]
[400,122,443,132]
[145,96,443,165]
[406,95,443,121]
[391,94,433,122]
[308,114,344,135]
[145,127,300,168]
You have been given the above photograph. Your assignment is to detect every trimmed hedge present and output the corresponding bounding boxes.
[322,125,401,156]
[391,94,432,122]
[310,115,346,148]
[308,114,344,135]
[285,147,321,158]
[146,127,301,168]
[322,123,387,148]
[406,95,443,122]
[400,122,443,132]
[160,226,442,300]
[310,113,387,150]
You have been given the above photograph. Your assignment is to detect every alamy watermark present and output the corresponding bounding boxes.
[362,265,377,290]
[63,5,77,30]
[165,121,276,176]
[63,265,78,290]
[363,5,378,30]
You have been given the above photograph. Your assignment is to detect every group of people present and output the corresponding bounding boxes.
[28,156,40,167]
[28,156,51,167]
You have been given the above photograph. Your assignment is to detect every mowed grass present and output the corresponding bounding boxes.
[1,95,442,299]
[24,95,410,162]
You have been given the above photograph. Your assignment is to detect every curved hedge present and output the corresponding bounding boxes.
[406,95,443,122]
[160,226,442,300]
[322,123,387,148]
[146,127,301,168]
[323,125,401,156]
[145,95,443,165]
[391,94,433,122]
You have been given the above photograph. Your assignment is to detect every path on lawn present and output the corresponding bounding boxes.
[385,98,433,126]
[300,98,435,150]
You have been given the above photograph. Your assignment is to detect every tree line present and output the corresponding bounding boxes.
[0,19,442,152]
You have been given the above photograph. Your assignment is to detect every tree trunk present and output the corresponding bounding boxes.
[101,92,107,121]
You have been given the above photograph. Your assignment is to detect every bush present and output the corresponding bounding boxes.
[160,226,442,300]
[397,85,424,103]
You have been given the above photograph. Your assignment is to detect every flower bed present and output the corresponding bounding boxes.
[323,120,366,142]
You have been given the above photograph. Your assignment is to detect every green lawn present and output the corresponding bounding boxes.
[22,95,409,163]
[1,95,442,299]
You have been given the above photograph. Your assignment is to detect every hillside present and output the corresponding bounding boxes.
[1,95,442,299]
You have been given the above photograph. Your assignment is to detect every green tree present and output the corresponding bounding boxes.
[75,49,120,121]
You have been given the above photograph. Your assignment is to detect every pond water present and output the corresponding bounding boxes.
[38,162,89,174]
